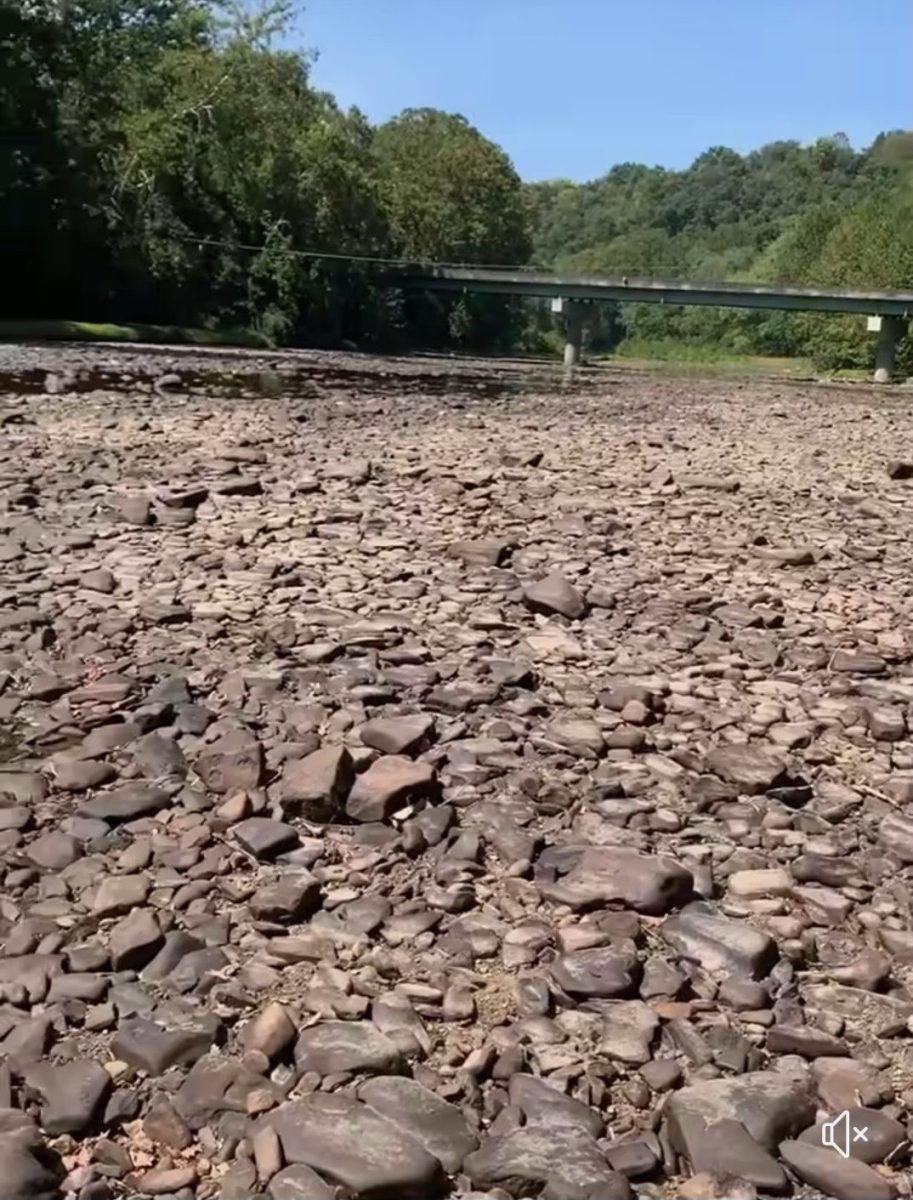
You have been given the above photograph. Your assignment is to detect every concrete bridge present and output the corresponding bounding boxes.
[406,266,913,381]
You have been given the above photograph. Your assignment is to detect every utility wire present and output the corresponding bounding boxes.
[171,231,542,274]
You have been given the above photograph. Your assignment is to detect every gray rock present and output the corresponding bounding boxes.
[798,1108,905,1164]
[195,730,263,793]
[250,872,321,923]
[464,1125,630,1198]
[294,1020,403,1076]
[551,945,640,998]
[27,831,81,870]
[523,571,587,619]
[600,1000,659,1065]
[269,1164,336,1199]
[79,785,171,822]
[0,1137,61,1200]
[112,1015,222,1074]
[666,1070,815,1155]
[705,744,789,794]
[669,1114,786,1190]
[24,1060,111,1135]
[660,903,778,979]
[280,745,355,821]
[358,1075,478,1173]
[539,847,693,914]
[234,817,299,859]
[92,873,150,916]
[359,715,436,757]
[779,1140,895,1200]
[346,755,438,822]
[109,907,163,971]
[260,1093,445,1198]
[508,1074,603,1138]
[52,758,116,791]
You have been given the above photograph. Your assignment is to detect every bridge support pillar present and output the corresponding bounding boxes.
[872,315,904,383]
[554,299,584,368]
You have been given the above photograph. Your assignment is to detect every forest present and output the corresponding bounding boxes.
[3,0,911,368]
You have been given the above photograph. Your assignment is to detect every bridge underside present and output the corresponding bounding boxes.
[405,268,913,380]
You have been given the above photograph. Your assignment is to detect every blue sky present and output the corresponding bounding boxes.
[296,0,912,182]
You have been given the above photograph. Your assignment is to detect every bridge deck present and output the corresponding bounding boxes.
[407,267,913,317]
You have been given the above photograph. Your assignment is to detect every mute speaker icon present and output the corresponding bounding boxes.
[821,1110,869,1159]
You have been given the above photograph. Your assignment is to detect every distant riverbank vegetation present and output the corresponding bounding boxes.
[3,0,911,369]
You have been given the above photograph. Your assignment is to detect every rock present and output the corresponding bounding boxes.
[235,817,299,858]
[600,1000,660,1064]
[766,1024,848,1058]
[195,730,263,793]
[798,1108,905,1164]
[109,908,163,971]
[666,1070,815,1155]
[244,1003,298,1061]
[294,1020,404,1075]
[52,758,116,791]
[779,1140,895,1200]
[727,868,792,898]
[260,1094,444,1198]
[539,847,693,914]
[508,1073,603,1138]
[523,571,588,619]
[887,460,913,479]
[269,1164,336,1199]
[464,1125,631,1198]
[92,873,150,916]
[448,539,513,566]
[250,873,321,923]
[346,755,438,822]
[669,1115,786,1191]
[27,832,81,870]
[551,945,641,998]
[830,650,887,674]
[359,715,436,757]
[660,903,778,978]
[358,1076,478,1173]
[24,1060,111,1135]
[803,983,913,1038]
[705,744,789,794]
[280,745,355,821]
[0,1138,61,1200]
[112,1015,221,1074]
[79,785,171,822]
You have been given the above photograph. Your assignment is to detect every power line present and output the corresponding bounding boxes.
[171,232,540,274]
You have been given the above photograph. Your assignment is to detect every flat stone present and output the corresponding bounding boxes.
[0,1138,60,1200]
[260,1093,444,1198]
[235,817,299,859]
[507,1073,603,1138]
[727,868,792,898]
[705,744,789,794]
[280,745,355,821]
[359,715,436,757]
[766,1024,848,1059]
[660,903,778,979]
[194,730,263,793]
[523,571,587,619]
[669,1114,787,1190]
[112,1015,222,1074]
[0,772,46,803]
[550,945,640,998]
[269,1164,336,1199]
[24,1059,111,1134]
[600,1000,660,1065]
[779,1139,895,1200]
[804,983,913,1038]
[879,811,913,862]
[79,785,171,822]
[538,847,693,914]
[250,872,321,923]
[109,907,163,971]
[294,1020,403,1076]
[666,1070,815,1154]
[346,755,438,822]
[52,758,116,791]
[798,1107,905,1164]
[830,650,887,675]
[358,1075,478,1173]
[27,831,81,870]
[448,539,512,567]
[93,873,150,916]
[244,1002,298,1062]
[464,1124,630,1198]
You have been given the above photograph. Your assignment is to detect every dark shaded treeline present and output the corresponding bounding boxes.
[2,0,910,365]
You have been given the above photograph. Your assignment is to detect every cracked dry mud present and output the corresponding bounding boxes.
[0,343,912,1200]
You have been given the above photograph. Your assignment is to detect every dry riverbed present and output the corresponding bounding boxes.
[1,344,913,1200]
